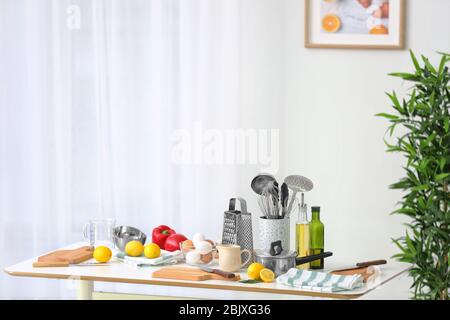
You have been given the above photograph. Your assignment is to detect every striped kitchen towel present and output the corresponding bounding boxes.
[116,250,183,267]
[276,268,364,292]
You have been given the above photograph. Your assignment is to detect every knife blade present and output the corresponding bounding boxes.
[199,266,237,279]
[332,259,387,272]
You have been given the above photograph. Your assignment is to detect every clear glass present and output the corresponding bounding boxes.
[83,218,116,248]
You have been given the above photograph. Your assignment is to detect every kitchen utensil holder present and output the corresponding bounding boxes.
[258,216,290,251]
[221,198,254,267]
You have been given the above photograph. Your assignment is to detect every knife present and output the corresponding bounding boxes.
[199,266,237,279]
[332,259,387,272]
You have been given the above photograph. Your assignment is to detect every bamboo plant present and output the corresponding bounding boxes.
[377,50,450,300]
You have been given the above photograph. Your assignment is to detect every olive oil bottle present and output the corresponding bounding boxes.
[309,206,324,270]
[295,203,310,269]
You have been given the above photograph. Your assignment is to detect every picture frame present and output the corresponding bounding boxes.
[305,0,406,49]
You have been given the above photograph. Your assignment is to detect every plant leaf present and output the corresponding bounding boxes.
[375,113,399,120]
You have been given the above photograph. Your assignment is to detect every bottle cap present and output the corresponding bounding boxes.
[311,206,321,212]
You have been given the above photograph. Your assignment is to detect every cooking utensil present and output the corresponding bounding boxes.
[254,241,333,277]
[252,174,285,219]
[260,190,280,219]
[269,181,279,206]
[199,266,237,279]
[257,195,269,219]
[251,174,276,195]
[284,175,314,215]
[280,182,289,218]
[332,259,387,272]
[331,261,386,282]
[152,267,241,282]
[113,226,147,252]
[221,198,254,267]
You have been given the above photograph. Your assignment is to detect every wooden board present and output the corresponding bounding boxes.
[331,267,374,282]
[152,267,241,282]
[32,246,93,268]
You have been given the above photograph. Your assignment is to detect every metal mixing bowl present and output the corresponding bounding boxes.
[113,226,147,252]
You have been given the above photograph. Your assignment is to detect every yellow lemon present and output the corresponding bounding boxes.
[259,268,275,283]
[144,243,161,259]
[93,246,112,263]
[247,262,265,280]
[125,240,144,257]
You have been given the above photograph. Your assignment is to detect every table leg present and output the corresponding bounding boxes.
[77,280,94,300]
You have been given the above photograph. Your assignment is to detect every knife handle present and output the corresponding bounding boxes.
[212,269,236,279]
[356,260,387,268]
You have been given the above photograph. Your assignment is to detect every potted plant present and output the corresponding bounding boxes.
[377,50,450,300]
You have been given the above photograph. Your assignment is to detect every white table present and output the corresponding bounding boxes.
[4,242,412,300]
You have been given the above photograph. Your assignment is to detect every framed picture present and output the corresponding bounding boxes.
[305,0,405,49]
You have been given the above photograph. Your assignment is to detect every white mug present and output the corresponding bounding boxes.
[216,244,252,272]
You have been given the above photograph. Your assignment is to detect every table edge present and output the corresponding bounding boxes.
[4,268,362,299]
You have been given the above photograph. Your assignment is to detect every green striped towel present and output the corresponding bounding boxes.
[276,268,364,292]
[116,250,183,267]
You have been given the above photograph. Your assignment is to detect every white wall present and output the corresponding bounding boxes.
[234,0,450,263]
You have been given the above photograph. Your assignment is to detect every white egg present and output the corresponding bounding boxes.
[185,250,201,264]
[195,241,213,255]
[192,233,206,247]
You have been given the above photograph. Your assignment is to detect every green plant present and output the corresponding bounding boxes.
[377,50,450,300]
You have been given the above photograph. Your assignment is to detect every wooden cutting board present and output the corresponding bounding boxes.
[32,246,93,268]
[152,267,241,282]
[331,267,374,282]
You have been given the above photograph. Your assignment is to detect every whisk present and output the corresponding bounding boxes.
[258,190,280,219]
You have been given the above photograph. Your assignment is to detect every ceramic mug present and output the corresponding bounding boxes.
[216,244,252,272]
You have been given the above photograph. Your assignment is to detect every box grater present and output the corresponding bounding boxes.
[222,198,254,267]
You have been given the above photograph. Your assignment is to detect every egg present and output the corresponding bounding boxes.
[192,233,206,247]
[181,240,195,252]
[185,250,201,264]
[200,252,213,264]
[195,241,213,255]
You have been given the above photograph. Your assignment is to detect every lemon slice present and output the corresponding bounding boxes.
[259,268,275,283]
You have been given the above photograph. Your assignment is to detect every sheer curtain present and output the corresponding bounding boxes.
[0,0,243,299]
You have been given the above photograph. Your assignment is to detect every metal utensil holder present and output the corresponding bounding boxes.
[222,198,254,267]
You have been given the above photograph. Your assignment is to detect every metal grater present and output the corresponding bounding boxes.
[222,198,254,267]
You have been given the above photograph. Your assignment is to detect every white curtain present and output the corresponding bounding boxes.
[0,0,244,299]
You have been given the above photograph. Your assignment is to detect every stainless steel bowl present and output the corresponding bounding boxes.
[113,226,147,252]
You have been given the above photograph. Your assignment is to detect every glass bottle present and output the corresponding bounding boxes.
[309,206,324,270]
[295,203,310,269]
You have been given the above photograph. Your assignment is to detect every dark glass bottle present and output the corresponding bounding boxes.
[309,206,324,269]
